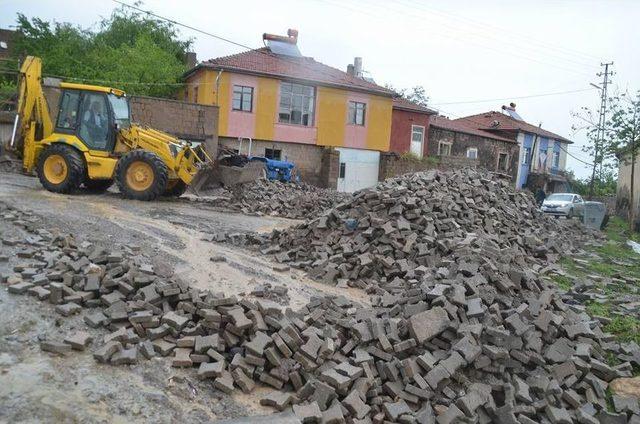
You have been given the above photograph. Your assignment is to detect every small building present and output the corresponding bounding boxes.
[616,152,639,230]
[460,107,573,192]
[389,97,436,158]
[429,115,520,181]
[182,29,395,192]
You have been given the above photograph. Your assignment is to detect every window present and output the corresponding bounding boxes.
[438,141,451,156]
[466,147,478,159]
[193,86,199,103]
[107,94,130,129]
[56,90,81,131]
[348,101,366,125]
[265,148,282,160]
[232,85,253,112]
[339,162,346,179]
[78,92,111,151]
[497,153,509,171]
[522,147,531,165]
[279,82,315,126]
[552,151,560,168]
[410,125,425,157]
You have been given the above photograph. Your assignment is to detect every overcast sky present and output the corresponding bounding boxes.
[2,0,638,178]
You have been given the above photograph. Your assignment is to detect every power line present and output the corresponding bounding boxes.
[112,0,362,88]
[317,0,597,78]
[432,87,597,106]
[396,0,600,64]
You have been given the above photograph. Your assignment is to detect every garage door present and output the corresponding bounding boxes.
[336,148,380,193]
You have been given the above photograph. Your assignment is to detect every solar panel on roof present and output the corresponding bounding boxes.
[267,40,302,57]
[506,109,524,121]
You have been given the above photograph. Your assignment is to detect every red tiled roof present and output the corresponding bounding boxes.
[459,111,572,143]
[392,97,437,114]
[430,115,517,143]
[189,47,394,96]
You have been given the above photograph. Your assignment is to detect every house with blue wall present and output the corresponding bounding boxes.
[460,108,572,192]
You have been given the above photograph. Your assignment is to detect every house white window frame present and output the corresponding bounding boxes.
[552,150,560,168]
[278,82,315,126]
[438,141,452,156]
[497,152,509,171]
[410,125,425,157]
[348,101,366,125]
[466,147,478,159]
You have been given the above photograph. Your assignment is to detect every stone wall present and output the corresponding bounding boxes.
[130,96,218,158]
[218,137,328,187]
[0,112,15,152]
[379,153,437,180]
[428,126,519,182]
[379,153,479,181]
[319,148,340,189]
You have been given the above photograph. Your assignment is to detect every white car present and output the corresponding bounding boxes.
[541,193,585,218]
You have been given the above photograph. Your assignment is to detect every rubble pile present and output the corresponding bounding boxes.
[266,168,597,291]
[196,179,351,220]
[3,192,640,423]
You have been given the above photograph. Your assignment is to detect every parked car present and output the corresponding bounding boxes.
[541,193,585,218]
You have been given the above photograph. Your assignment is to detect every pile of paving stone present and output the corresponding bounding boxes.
[3,167,640,424]
[195,179,351,220]
[265,168,600,291]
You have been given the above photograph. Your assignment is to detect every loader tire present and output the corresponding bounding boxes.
[84,179,114,192]
[163,180,188,197]
[115,150,168,201]
[37,144,85,194]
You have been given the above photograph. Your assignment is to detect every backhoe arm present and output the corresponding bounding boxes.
[15,56,54,172]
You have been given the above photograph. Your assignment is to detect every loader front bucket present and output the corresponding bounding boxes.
[188,162,218,195]
[189,160,266,195]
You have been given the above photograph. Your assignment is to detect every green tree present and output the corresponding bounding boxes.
[385,84,430,107]
[6,4,192,99]
[571,104,617,198]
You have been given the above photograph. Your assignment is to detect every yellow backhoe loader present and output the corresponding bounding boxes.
[10,56,217,200]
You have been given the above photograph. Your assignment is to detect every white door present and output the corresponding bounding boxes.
[336,148,380,193]
[410,125,425,157]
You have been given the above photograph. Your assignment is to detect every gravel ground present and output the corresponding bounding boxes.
[0,172,363,422]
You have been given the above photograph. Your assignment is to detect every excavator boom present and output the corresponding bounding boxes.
[14,56,54,173]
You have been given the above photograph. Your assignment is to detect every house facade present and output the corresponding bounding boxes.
[389,98,436,158]
[429,116,520,181]
[182,30,394,192]
[616,152,639,230]
[460,109,572,192]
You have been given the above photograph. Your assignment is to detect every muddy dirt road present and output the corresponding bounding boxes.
[0,172,364,423]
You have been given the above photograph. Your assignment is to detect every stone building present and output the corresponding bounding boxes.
[429,115,520,182]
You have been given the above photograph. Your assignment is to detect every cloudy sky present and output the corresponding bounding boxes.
[2,0,638,178]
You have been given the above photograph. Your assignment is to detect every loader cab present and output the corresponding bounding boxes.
[55,83,130,153]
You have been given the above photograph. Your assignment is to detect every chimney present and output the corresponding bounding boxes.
[263,28,299,45]
[347,64,354,76]
[353,57,363,78]
[186,52,197,69]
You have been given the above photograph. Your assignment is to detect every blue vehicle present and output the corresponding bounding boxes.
[237,137,298,183]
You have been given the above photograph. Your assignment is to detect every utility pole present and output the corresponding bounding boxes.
[588,61,614,199]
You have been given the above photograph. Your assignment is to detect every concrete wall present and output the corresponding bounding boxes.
[428,126,519,181]
[219,136,327,187]
[130,96,219,158]
[617,153,640,227]
[389,109,430,157]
